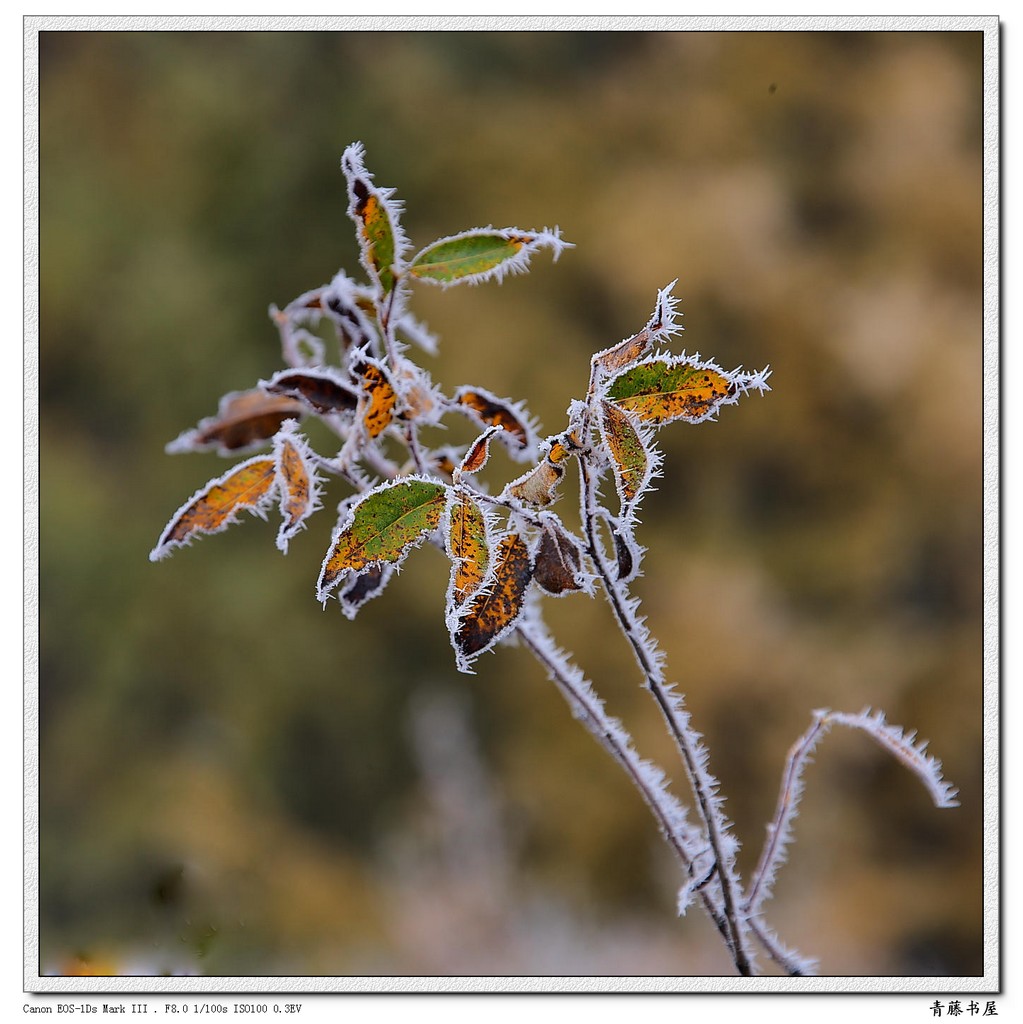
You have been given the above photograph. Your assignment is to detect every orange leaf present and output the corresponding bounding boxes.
[150,456,277,561]
[451,532,533,670]
[355,358,398,439]
[429,449,459,481]
[273,423,321,553]
[454,386,537,460]
[455,426,501,479]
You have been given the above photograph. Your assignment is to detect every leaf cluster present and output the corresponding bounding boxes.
[152,142,769,675]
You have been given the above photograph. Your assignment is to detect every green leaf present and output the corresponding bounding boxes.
[409,227,569,287]
[341,142,407,296]
[606,355,737,425]
[318,477,446,598]
[599,399,654,510]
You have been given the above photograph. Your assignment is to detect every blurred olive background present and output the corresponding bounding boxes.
[37,30,985,979]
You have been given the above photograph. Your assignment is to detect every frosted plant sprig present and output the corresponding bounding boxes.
[150,142,958,977]
[746,708,959,922]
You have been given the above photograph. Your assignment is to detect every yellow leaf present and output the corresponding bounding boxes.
[356,359,398,439]
[447,490,490,605]
[151,456,277,561]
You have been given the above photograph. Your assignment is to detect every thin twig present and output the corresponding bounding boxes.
[515,616,741,959]
[578,455,756,976]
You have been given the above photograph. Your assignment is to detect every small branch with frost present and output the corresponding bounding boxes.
[746,707,960,921]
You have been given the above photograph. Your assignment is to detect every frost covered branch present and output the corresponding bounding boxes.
[150,142,958,977]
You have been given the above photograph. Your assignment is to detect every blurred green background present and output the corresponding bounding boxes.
[37,29,985,978]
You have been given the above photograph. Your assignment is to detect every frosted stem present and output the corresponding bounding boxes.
[516,617,743,965]
[747,707,958,922]
[578,456,756,977]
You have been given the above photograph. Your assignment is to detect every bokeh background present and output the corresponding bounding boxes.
[37,29,985,979]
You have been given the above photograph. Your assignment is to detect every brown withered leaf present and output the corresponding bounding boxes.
[282,286,325,313]
[166,389,306,456]
[502,436,575,507]
[150,456,278,561]
[453,532,533,669]
[611,521,640,583]
[591,327,651,378]
[338,563,395,620]
[263,368,359,415]
[534,522,587,596]
[393,359,443,425]
[322,282,377,351]
[505,459,564,507]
